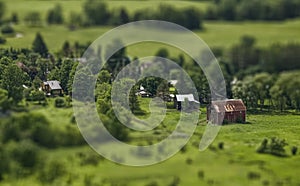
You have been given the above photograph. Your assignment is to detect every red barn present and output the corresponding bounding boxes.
[207,99,246,124]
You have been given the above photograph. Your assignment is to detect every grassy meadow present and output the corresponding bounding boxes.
[1,0,300,58]
[1,98,300,186]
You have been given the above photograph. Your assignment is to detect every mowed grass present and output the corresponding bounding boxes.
[2,98,300,186]
[3,18,300,58]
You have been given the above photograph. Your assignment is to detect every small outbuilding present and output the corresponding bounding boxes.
[41,80,63,96]
[207,99,246,124]
[174,94,199,110]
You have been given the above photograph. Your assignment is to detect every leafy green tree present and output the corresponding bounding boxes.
[36,58,52,81]
[182,7,203,30]
[67,62,79,94]
[24,11,42,26]
[59,59,74,93]
[47,4,64,24]
[217,0,237,20]
[0,88,11,112]
[68,11,83,30]
[32,33,48,57]
[252,73,274,110]
[83,0,110,25]
[2,64,25,104]
[229,35,260,73]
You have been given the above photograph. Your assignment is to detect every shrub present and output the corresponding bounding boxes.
[54,97,66,108]
[10,140,41,169]
[291,146,298,155]
[257,137,288,157]
[168,176,180,186]
[145,181,159,186]
[218,142,224,150]
[0,36,6,44]
[247,171,261,180]
[1,24,14,34]
[0,144,11,180]
[186,158,193,165]
[197,170,204,179]
[38,159,67,183]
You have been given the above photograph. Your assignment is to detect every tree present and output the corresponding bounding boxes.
[24,11,42,26]
[68,11,83,30]
[217,0,237,20]
[62,41,72,57]
[59,59,74,94]
[47,4,64,24]
[2,64,25,104]
[32,33,48,57]
[119,8,129,24]
[182,7,203,30]
[83,0,110,25]
[0,88,11,112]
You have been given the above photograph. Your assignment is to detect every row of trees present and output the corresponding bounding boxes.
[0,0,203,30]
[1,31,300,112]
[226,35,300,75]
[206,0,300,21]
[232,71,300,111]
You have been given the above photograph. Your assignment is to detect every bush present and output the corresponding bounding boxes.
[54,97,66,108]
[168,176,180,186]
[218,142,224,150]
[186,158,193,165]
[291,146,298,155]
[247,171,261,180]
[145,181,159,186]
[257,137,288,157]
[0,36,6,44]
[38,159,67,183]
[197,170,204,179]
[0,144,11,180]
[10,140,41,169]
[1,24,14,34]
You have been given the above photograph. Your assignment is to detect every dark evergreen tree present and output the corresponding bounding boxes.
[32,32,48,57]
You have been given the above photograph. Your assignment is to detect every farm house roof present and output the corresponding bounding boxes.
[211,99,246,112]
[176,94,199,103]
[43,80,62,90]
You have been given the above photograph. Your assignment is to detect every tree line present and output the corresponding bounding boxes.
[206,0,300,21]
[0,0,204,30]
[1,32,300,112]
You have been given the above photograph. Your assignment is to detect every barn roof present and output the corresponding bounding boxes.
[176,94,199,103]
[211,99,246,112]
[44,80,62,90]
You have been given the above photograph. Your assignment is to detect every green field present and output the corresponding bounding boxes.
[3,0,210,20]
[1,98,300,186]
[1,0,300,58]
[2,18,300,58]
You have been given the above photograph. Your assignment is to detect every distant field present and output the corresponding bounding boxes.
[1,0,300,58]
[1,98,300,186]
[3,0,211,20]
[2,19,300,58]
